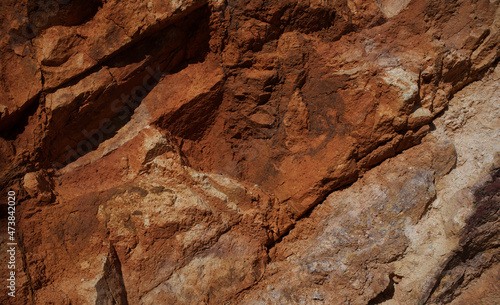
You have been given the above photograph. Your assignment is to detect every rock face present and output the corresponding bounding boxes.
[0,0,498,304]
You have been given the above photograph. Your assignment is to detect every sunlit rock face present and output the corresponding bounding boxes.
[0,0,498,304]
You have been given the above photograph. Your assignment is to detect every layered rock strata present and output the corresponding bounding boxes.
[0,0,498,304]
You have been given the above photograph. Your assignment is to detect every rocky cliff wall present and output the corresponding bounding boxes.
[0,0,498,304]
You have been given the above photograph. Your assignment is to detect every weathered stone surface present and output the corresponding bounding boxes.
[0,0,498,304]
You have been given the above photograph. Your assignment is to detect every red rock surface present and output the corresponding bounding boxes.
[0,0,498,304]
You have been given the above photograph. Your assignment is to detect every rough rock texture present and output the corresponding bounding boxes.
[0,0,498,304]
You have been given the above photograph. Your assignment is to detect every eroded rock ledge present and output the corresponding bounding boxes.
[0,0,498,304]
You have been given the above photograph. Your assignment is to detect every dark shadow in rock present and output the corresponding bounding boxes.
[27,0,103,30]
[95,245,129,305]
[45,4,212,168]
[368,275,397,305]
